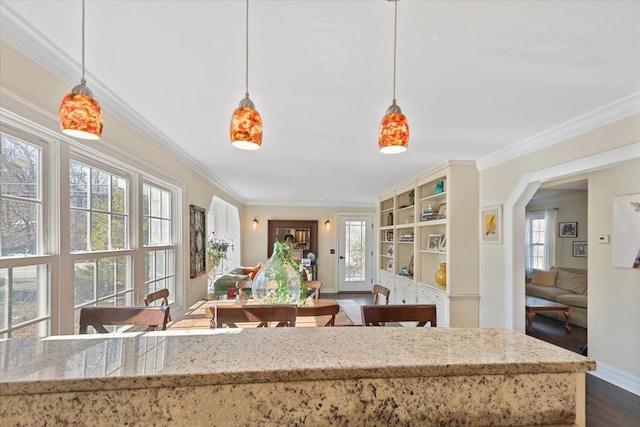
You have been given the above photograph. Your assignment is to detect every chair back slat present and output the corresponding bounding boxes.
[236,281,253,299]
[372,284,391,305]
[297,302,339,326]
[79,306,170,334]
[211,305,296,328]
[144,288,172,321]
[361,304,437,327]
[306,281,322,300]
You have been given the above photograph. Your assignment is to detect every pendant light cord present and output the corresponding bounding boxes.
[392,0,397,102]
[81,0,86,84]
[245,0,249,96]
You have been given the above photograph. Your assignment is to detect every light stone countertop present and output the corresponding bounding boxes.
[0,327,595,396]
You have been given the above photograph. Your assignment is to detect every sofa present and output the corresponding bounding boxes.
[209,263,262,299]
[525,267,588,328]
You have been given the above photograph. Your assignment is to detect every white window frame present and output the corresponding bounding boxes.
[0,126,55,338]
[1,103,184,336]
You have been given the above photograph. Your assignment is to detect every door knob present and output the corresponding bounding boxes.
[339,256,345,259]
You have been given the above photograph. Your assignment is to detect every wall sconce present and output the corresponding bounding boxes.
[324,220,331,231]
[252,218,259,230]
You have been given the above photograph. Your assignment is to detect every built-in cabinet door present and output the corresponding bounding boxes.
[417,285,449,327]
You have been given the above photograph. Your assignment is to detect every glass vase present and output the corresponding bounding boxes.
[252,242,302,304]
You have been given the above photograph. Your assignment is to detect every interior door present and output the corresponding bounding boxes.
[337,214,374,292]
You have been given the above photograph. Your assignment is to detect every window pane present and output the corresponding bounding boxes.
[161,191,171,219]
[115,256,129,295]
[69,162,89,209]
[150,218,161,246]
[111,177,127,214]
[91,212,109,251]
[1,199,39,256]
[111,215,127,249]
[91,169,109,211]
[10,265,46,325]
[142,217,149,246]
[167,249,175,275]
[97,257,116,300]
[74,260,96,307]
[143,184,150,216]
[70,210,89,252]
[0,268,7,331]
[0,135,40,199]
[161,219,170,245]
[155,251,166,279]
[144,251,155,283]
[344,220,366,281]
[150,187,161,217]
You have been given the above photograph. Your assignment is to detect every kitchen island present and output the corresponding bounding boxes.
[0,328,595,426]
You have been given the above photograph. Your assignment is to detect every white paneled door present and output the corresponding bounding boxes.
[337,214,374,292]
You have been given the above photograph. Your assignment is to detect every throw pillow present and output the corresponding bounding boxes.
[553,268,587,295]
[531,269,558,287]
[243,262,262,280]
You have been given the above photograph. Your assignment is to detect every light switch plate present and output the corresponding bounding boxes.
[597,235,610,243]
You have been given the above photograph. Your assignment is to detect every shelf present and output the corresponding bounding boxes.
[397,205,415,212]
[417,219,447,227]
[417,281,447,293]
[420,192,447,202]
[380,225,394,230]
[395,223,414,229]
[419,250,447,255]
[398,241,414,244]
[381,254,393,258]
[381,207,394,213]
[381,240,393,243]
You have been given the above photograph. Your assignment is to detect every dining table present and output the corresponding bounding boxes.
[169,298,362,329]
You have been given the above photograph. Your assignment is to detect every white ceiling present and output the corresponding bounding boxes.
[2,1,640,207]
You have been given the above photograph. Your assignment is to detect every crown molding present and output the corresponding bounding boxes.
[0,3,245,205]
[476,92,640,171]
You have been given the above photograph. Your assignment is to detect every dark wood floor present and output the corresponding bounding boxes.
[325,293,640,426]
[526,314,640,427]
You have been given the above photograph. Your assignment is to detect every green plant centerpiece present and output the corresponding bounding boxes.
[207,231,229,274]
[252,240,306,305]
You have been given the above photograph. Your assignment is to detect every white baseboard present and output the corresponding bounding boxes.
[589,361,640,396]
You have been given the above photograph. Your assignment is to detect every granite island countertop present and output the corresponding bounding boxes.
[0,327,595,396]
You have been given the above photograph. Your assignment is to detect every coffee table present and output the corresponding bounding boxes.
[525,296,571,332]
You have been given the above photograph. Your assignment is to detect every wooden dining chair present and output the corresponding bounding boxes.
[79,306,171,334]
[236,281,253,299]
[296,301,339,326]
[361,304,437,327]
[305,281,322,300]
[211,305,296,328]
[144,288,172,321]
[373,284,391,305]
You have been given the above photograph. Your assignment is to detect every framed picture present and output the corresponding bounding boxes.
[189,205,206,278]
[387,259,393,272]
[387,246,394,256]
[385,230,394,241]
[438,236,447,252]
[301,258,311,267]
[573,241,588,257]
[428,234,442,251]
[437,203,447,218]
[559,222,578,238]
[481,205,502,244]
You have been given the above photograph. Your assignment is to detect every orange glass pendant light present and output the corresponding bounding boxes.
[379,0,409,154]
[59,0,103,140]
[230,0,262,150]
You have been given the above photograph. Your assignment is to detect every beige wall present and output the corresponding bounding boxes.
[242,206,376,292]
[480,114,640,378]
[1,42,242,309]
[527,194,588,270]
[588,162,640,377]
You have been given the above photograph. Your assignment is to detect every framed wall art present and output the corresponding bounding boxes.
[559,222,578,238]
[481,205,502,244]
[612,193,640,268]
[572,241,588,258]
[189,205,206,278]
